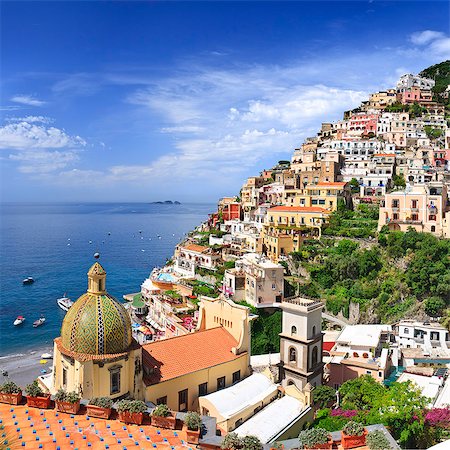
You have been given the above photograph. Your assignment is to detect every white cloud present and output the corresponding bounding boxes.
[160,125,206,133]
[9,150,79,174]
[10,95,46,107]
[6,116,53,124]
[410,30,446,45]
[0,120,86,150]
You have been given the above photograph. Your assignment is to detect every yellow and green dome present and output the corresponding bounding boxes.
[60,262,132,355]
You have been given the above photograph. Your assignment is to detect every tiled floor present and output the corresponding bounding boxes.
[0,403,197,449]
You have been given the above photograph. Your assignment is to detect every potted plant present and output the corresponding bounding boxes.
[366,430,391,450]
[299,428,333,449]
[151,403,176,429]
[221,432,242,450]
[25,381,51,409]
[270,443,283,450]
[241,436,263,450]
[0,381,22,405]
[117,399,147,425]
[341,421,367,449]
[55,389,81,414]
[183,411,202,444]
[86,397,113,419]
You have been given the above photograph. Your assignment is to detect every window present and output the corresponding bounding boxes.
[62,367,67,387]
[429,215,436,221]
[178,389,188,412]
[431,225,436,232]
[289,347,297,363]
[291,326,297,335]
[312,325,316,336]
[393,213,399,220]
[404,328,409,334]
[366,370,372,375]
[156,396,167,405]
[235,419,243,428]
[311,346,318,367]
[411,214,418,221]
[217,376,226,391]
[232,370,241,383]
[198,383,208,397]
[379,371,383,378]
[110,368,121,395]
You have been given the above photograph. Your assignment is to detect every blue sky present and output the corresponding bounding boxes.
[1,1,449,202]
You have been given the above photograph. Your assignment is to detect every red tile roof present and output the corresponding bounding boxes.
[142,327,244,385]
[268,206,329,213]
[314,182,347,187]
[373,153,396,157]
[182,243,209,253]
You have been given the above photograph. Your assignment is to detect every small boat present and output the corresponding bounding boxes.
[13,316,25,326]
[57,295,73,312]
[33,316,46,328]
[41,353,52,359]
[22,277,34,285]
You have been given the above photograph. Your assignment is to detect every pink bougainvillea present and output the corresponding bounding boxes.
[331,408,358,418]
[425,408,450,428]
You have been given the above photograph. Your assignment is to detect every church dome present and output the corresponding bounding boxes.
[60,262,132,355]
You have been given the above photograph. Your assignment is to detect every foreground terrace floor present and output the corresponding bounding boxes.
[0,403,198,449]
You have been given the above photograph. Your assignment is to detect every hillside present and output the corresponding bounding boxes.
[419,60,450,103]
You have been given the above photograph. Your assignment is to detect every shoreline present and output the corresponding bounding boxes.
[0,346,54,388]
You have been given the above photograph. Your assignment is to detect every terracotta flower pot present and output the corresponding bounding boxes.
[26,394,51,409]
[0,392,22,405]
[306,439,333,450]
[56,400,81,415]
[341,430,367,449]
[151,413,176,429]
[182,424,200,444]
[86,404,112,419]
[118,410,144,425]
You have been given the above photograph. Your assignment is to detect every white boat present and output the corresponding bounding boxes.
[41,353,52,359]
[33,316,46,328]
[22,277,34,285]
[13,316,25,326]
[57,295,73,312]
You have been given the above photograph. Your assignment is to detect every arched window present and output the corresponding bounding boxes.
[291,326,297,335]
[312,325,316,336]
[312,346,318,367]
[287,379,295,386]
[289,347,297,363]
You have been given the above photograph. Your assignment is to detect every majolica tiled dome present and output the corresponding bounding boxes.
[60,262,132,355]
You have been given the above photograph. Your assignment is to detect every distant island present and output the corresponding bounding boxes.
[150,200,181,205]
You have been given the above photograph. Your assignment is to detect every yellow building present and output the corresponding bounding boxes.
[262,206,331,261]
[142,296,253,411]
[50,261,144,400]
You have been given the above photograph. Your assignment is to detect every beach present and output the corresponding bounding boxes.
[0,347,54,388]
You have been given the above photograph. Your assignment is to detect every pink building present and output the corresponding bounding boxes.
[401,87,433,105]
[348,113,379,136]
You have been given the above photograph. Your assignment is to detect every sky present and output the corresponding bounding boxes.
[1,1,450,203]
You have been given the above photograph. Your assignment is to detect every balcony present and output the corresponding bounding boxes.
[410,207,419,212]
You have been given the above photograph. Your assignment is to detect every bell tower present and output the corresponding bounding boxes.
[279,297,324,390]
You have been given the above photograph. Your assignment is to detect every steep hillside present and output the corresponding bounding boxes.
[419,60,450,104]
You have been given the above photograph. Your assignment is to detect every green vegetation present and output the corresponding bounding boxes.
[424,125,444,140]
[392,174,406,188]
[312,385,336,409]
[420,60,450,104]
[311,376,444,449]
[384,102,428,117]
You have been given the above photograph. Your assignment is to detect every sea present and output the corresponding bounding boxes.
[0,202,214,356]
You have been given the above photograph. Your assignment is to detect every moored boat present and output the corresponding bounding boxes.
[13,316,25,326]
[22,277,34,285]
[33,316,46,328]
[57,295,73,312]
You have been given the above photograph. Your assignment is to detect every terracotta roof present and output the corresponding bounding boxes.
[268,206,329,213]
[54,337,141,362]
[142,327,243,385]
[373,153,396,157]
[182,243,209,253]
[314,182,347,187]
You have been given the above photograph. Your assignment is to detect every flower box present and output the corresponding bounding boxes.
[119,410,144,425]
[56,400,81,415]
[26,394,51,409]
[0,392,22,405]
[182,424,200,444]
[151,413,176,429]
[86,404,112,419]
[305,439,333,450]
[341,430,367,449]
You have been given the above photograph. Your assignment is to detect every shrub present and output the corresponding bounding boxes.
[299,428,331,448]
[116,399,147,414]
[54,389,80,403]
[152,403,171,417]
[366,430,391,450]
[25,381,44,397]
[89,397,113,408]
[184,411,202,431]
[343,421,365,436]
[221,432,242,450]
[241,435,263,450]
[0,381,21,394]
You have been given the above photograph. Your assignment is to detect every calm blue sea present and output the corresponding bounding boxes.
[0,202,213,356]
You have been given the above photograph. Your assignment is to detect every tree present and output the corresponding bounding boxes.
[393,174,406,188]
[424,297,446,317]
[349,178,360,193]
[313,385,336,409]
[339,375,385,410]
[424,126,444,140]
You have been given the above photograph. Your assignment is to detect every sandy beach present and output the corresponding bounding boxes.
[0,347,54,388]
